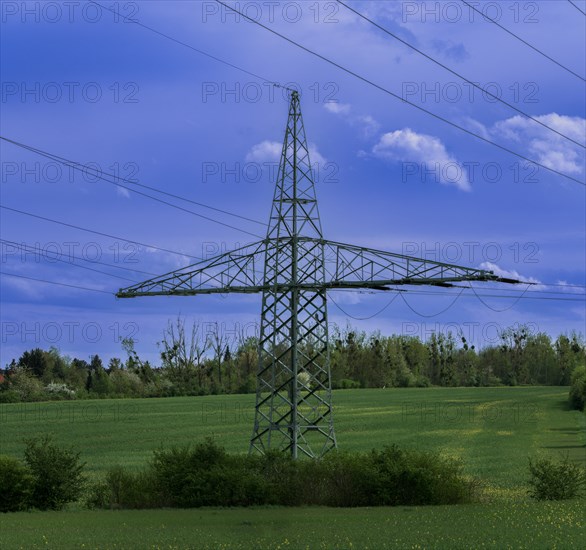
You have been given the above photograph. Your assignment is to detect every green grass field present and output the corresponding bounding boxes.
[1,387,585,548]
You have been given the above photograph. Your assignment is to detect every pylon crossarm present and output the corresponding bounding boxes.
[318,239,522,288]
[116,240,265,298]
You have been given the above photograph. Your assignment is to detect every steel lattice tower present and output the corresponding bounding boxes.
[117,91,519,458]
[252,92,334,458]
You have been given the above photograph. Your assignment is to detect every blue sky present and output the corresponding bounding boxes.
[1,0,585,367]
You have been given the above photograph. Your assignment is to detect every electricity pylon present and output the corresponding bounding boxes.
[117,91,519,458]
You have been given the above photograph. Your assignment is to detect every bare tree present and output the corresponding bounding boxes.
[207,322,227,390]
[159,317,209,388]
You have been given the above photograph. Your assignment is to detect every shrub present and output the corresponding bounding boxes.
[369,445,473,506]
[23,435,86,510]
[0,455,33,512]
[0,390,21,404]
[151,438,265,507]
[45,382,76,400]
[305,451,377,507]
[258,450,301,505]
[85,466,157,509]
[92,439,476,509]
[569,365,586,411]
[528,455,586,501]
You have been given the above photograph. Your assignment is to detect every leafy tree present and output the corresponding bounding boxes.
[499,325,531,385]
[88,354,111,395]
[524,333,556,385]
[569,366,586,411]
[400,336,428,380]
[454,336,479,386]
[428,332,456,386]
[17,348,49,380]
[7,367,44,401]
[556,334,586,385]
[235,334,258,393]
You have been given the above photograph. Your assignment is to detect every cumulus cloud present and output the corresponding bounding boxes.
[324,102,351,115]
[492,113,585,175]
[245,140,282,162]
[246,140,326,167]
[372,128,471,191]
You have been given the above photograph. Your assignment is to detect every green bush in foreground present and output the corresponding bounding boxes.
[0,455,33,512]
[23,435,86,510]
[86,439,478,509]
[528,455,586,501]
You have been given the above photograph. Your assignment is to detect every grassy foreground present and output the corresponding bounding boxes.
[1,502,584,549]
[1,387,585,549]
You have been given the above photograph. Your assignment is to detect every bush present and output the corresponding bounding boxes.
[0,455,33,512]
[91,440,476,509]
[23,435,86,510]
[0,390,21,404]
[85,466,157,509]
[369,445,474,506]
[45,382,76,400]
[151,438,265,507]
[528,455,586,500]
[303,451,377,507]
[569,365,586,411]
[258,450,301,505]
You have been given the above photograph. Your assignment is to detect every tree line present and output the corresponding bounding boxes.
[1,319,584,403]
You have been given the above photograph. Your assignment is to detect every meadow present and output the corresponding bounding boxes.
[1,387,584,548]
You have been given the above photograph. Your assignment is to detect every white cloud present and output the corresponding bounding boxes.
[308,144,327,166]
[324,102,352,115]
[479,265,585,299]
[479,262,544,289]
[246,140,326,167]
[492,114,585,175]
[372,128,471,191]
[245,140,282,162]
